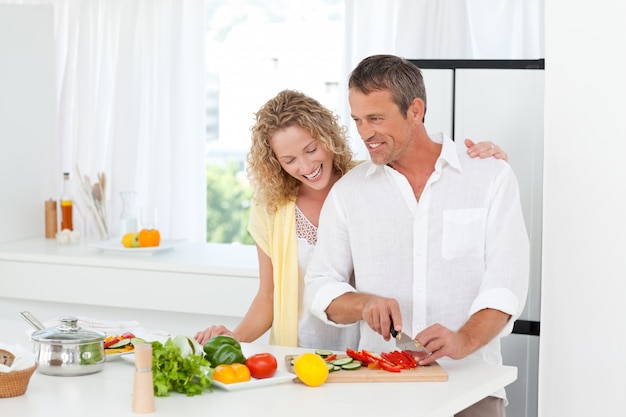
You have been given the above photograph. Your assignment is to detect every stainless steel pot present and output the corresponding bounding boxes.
[23,313,106,376]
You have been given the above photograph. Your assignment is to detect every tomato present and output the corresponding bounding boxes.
[245,353,277,379]
[121,332,136,339]
[138,228,161,247]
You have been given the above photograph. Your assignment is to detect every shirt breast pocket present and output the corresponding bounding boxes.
[442,208,487,260]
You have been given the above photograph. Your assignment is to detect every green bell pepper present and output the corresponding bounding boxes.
[203,335,246,367]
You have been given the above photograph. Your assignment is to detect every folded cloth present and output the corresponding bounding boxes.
[63,317,142,331]
[0,343,36,373]
[38,317,142,335]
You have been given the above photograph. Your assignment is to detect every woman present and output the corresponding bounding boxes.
[195,90,507,349]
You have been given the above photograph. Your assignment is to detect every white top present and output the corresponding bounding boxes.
[295,206,359,350]
[305,133,529,400]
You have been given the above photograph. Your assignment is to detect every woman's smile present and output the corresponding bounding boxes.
[303,164,323,181]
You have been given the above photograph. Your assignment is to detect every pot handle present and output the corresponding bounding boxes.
[20,311,46,331]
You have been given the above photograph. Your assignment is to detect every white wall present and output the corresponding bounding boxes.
[540,2,626,416]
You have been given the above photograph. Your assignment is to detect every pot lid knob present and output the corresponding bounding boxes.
[57,316,79,332]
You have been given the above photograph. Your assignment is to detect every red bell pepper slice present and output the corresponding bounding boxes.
[381,352,399,366]
[345,348,409,373]
[379,360,402,372]
[361,350,383,367]
[346,348,370,364]
[401,350,417,368]
[363,350,402,373]
[104,337,120,348]
[361,349,383,362]
[389,351,408,368]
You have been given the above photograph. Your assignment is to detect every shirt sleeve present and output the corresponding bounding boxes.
[469,163,530,337]
[304,187,358,326]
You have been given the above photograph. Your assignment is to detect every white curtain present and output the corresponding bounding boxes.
[5,0,207,242]
[340,0,544,158]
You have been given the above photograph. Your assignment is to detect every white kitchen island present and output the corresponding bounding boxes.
[0,318,516,417]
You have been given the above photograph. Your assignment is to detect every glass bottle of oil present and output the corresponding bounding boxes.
[60,172,73,231]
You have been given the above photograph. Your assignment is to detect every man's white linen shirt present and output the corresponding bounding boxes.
[304,133,529,372]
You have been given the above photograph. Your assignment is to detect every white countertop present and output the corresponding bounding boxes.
[0,318,517,417]
[0,237,258,276]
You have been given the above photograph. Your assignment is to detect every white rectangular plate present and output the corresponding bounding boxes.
[211,370,295,391]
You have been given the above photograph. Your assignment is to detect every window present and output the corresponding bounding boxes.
[204,0,345,244]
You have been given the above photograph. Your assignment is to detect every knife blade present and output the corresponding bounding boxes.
[389,321,431,358]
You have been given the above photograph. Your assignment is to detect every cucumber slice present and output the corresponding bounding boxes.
[130,337,147,346]
[333,365,341,372]
[331,357,354,366]
[315,349,333,358]
[341,361,362,370]
[326,362,335,372]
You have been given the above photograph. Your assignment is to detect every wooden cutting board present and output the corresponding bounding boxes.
[285,355,448,382]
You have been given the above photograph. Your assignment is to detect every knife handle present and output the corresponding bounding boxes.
[389,320,398,338]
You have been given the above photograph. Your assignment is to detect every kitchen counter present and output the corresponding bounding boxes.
[0,318,517,417]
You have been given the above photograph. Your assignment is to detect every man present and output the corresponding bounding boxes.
[304,55,529,416]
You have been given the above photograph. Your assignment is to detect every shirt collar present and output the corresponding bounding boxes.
[432,132,462,174]
[365,161,379,177]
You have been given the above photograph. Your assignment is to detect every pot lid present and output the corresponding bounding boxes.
[31,316,105,344]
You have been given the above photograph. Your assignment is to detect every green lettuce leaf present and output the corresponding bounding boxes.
[151,338,214,397]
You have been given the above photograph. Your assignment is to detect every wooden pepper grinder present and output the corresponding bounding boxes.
[45,199,58,238]
[132,343,155,413]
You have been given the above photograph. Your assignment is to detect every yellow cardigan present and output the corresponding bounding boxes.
[247,199,299,347]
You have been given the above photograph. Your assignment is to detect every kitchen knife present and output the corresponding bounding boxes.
[390,321,431,359]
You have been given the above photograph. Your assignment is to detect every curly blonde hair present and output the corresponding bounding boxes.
[247,90,355,212]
